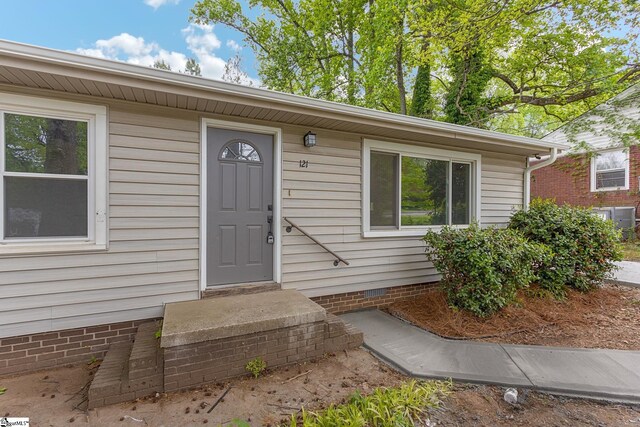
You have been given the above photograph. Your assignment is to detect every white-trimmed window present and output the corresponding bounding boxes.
[591,149,629,192]
[0,93,107,253]
[363,139,481,237]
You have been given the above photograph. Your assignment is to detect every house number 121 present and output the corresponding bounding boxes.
[299,160,309,168]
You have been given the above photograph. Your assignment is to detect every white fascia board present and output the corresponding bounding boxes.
[0,39,569,152]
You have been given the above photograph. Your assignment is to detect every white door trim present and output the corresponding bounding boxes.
[199,117,283,292]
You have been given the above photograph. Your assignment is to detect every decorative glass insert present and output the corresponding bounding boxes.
[594,150,627,189]
[220,140,261,162]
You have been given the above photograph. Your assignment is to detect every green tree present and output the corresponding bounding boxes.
[222,53,251,85]
[185,58,202,76]
[410,62,433,119]
[443,49,493,126]
[152,59,172,71]
[191,0,639,136]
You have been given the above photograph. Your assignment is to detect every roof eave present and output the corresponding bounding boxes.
[0,39,569,152]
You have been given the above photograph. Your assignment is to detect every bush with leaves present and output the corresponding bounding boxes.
[423,223,550,317]
[509,199,623,296]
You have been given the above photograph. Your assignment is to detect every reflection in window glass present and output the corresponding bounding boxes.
[370,151,398,228]
[4,177,88,238]
[452,163,471,225]
[4,113,88,175]
[220,141,261,162]
[401,157,448,226]
[595,150,627,189]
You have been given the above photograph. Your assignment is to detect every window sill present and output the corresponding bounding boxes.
[0,242,107,257]
[591,187,629,193]
[364,225,470,238]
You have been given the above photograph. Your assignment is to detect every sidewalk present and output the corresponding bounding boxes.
[341,310,640,404]
[611,261,640,288]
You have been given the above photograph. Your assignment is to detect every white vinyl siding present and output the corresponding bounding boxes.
[280,128,526,297]
[0,102,200,338]
[0,89,528,337]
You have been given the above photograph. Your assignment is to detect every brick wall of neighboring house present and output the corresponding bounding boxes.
[311,283,437,314]
[531,145,640,212]
[0,320,152,377]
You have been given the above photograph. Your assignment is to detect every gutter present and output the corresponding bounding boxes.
[524,147,558,210]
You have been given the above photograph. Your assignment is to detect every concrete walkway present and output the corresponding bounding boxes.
[341,310,640,403]
[612,261,640,288]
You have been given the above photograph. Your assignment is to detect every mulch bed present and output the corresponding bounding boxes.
[388,284,640,350]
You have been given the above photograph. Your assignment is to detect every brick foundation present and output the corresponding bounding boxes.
[311,282,437,314]
[88,321,164,409]
[0,320,153,377]
[0,283,426,379]
[162,314,362,393]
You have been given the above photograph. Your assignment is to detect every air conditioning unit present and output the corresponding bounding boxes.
[593,206,636,239]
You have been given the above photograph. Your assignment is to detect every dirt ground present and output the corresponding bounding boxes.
[1,349,639,426]
[389,284,640,350]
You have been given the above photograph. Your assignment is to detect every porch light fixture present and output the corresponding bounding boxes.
[303,131,317,147]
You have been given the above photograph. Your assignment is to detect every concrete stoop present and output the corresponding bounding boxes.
[87,290,362,408]
[88,321,163,409]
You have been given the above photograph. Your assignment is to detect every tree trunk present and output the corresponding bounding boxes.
[410,40,433,118]
[396,39,407,115]
[44,119,78,174]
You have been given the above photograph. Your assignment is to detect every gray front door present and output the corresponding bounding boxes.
[207,127,274,286]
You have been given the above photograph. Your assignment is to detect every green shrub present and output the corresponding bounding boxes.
[245,357,267,378]
[509,199,623,296]
[423,223,549,317]
[288,380,450,427]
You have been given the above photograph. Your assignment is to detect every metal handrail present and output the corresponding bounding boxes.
[283,217,350,267]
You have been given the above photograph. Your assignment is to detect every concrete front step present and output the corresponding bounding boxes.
[161,290,363,392]
[88,321,163,409]
[88,291,364,406]
[161,290,327,348]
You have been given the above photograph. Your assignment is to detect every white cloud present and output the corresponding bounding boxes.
[226,40,241,51]
[144,0,180,9]
[95,33,156,57]
[76,24,228,80]
[181,24,226,77]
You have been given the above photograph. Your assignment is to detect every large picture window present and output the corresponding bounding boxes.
[591,149,629,191]
[0,94,107,252]
[364,139,480,237]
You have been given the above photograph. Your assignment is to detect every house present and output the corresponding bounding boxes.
[531,83,640,234]
[0,40,567,382]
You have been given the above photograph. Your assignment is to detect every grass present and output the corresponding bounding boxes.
[621,241,640,261]
[286,380,451,427]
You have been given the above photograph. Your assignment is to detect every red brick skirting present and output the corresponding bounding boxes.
[311,282,437,314]
[162,314,362,393]
[0,320,153,377]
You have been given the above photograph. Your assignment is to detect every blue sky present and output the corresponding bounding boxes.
[0,0,258,82]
